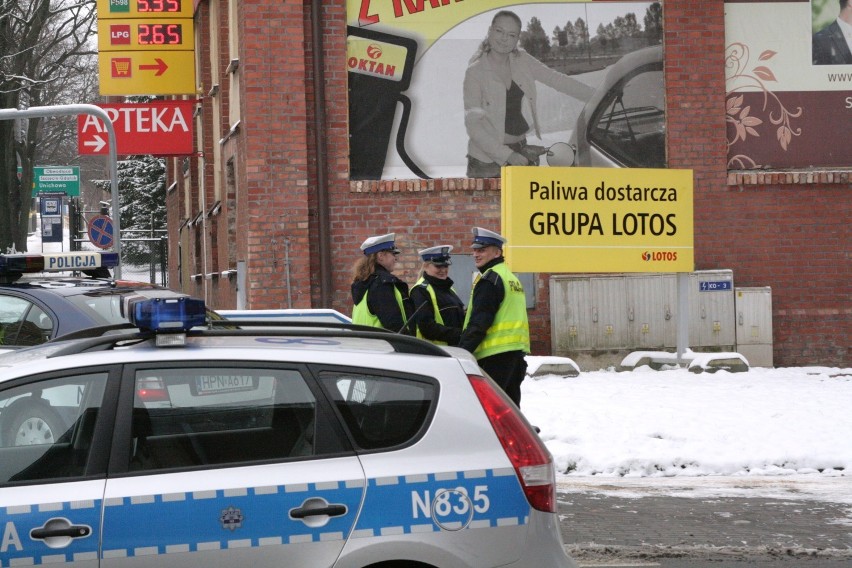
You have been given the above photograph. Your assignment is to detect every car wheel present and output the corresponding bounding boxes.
[5,403,65,446]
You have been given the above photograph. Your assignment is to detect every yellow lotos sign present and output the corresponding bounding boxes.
[501,166,694,273]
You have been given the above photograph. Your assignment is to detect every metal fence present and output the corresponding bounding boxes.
[116,235,168,286]
[70,233,168,286]
[70,204,168,286]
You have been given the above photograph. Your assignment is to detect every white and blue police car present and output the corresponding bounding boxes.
[0,297,577,567]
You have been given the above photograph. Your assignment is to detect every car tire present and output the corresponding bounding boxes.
[3,402,66,446]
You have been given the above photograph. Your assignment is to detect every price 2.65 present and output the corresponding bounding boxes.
[137,23,183,45]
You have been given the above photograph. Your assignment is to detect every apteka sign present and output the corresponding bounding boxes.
[77,100,194,156]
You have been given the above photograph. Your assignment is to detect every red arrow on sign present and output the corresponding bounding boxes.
[77,100,195,156]
[139,58,168,76]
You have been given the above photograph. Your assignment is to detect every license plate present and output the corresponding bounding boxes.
[194,374,256,395]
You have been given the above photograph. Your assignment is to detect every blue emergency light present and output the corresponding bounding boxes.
[128,296,207,332]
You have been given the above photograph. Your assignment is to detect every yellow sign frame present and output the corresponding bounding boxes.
[501,166,694,273]
[98,51,197,96]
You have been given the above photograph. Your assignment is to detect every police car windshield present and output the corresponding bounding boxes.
[65,290,222,327]
[64,293,132,326]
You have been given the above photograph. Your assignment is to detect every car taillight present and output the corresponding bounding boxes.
[137,378,170,402]
[468,374,556,513]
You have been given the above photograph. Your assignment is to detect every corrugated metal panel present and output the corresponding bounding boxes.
[590,277,628,349]
[625,273,677,348]
[551,271,739,358]
[550,276,592,351]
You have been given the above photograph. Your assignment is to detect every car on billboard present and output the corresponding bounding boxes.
[567,44,665,168]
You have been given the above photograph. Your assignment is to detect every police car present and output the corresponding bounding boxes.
[0,297,577,568]
[0,251,217,353]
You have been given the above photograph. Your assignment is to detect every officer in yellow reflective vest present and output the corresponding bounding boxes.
[459,227,530,406]
[351,233,415,334]
[410,245,465,346]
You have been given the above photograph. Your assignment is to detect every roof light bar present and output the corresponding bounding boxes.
[127,296,207,332]
[0,252,119,274]
[0,254,44,273]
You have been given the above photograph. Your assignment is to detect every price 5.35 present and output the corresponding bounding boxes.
[137,0,181,12]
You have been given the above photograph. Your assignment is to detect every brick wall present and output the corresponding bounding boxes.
[168,0,849,367]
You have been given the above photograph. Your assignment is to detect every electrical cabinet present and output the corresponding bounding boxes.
[735,287,773,367]
[689,270,736,348]
[551,271,738,368]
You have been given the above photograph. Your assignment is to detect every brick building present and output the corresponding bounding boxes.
[166,0,850,368]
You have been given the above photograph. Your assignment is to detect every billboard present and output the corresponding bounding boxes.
[501,166,693,273]
[346,1,666,180]
[725,0,852,169]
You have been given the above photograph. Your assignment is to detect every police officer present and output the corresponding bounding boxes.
[410,245,465,346]
[351,233,415,334]
[458,227,530,406]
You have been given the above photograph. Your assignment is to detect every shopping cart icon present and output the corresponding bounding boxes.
[111,58,132,78]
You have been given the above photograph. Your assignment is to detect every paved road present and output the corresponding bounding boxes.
[556,478,852,565]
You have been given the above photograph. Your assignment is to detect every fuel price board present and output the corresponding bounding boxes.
[97,0,193,19]
[96,0,196,95]
[99,19,194,51]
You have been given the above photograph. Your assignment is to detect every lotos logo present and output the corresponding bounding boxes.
[366,44,383,59]
[643,251,678,261]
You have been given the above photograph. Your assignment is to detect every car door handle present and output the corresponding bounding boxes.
[290,502,347,519]
[31,524,91,539]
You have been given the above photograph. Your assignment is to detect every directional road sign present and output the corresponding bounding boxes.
[32,166,80,197]
[98,51,196,95]
[77,100,194,155]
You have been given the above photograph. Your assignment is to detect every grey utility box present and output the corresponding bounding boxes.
[690,269,736,348]
[550,270,736,369]
[735,286,773,367]
[450,255,536,309]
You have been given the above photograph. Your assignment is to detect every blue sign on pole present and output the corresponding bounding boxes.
[40,196,63,217]
[88,214,115,250]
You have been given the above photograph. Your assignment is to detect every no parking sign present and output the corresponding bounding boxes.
[88,214,115,249]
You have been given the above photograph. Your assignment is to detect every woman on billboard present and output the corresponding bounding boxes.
[463,10,594,178]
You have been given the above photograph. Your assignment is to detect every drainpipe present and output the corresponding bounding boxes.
[311,0,332,308]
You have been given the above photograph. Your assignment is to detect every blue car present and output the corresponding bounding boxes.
[0,251,212,352]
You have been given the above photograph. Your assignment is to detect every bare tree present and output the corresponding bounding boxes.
[1,0,97,253]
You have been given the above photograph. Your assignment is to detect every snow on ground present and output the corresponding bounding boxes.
[522,358,852,502]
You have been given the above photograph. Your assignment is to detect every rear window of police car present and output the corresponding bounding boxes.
[128,367,436,470]
[0,364,437,483]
